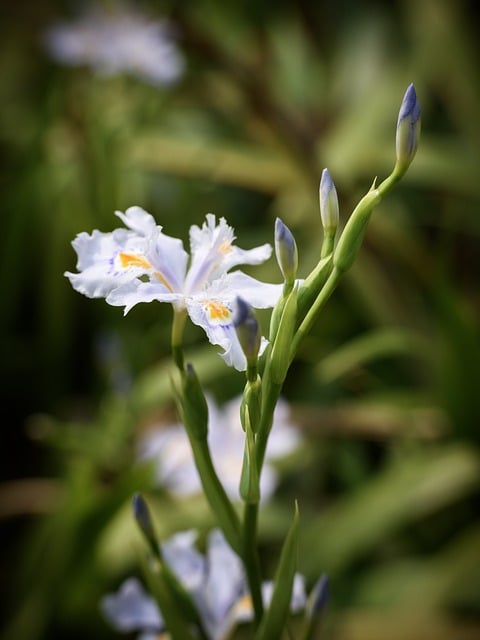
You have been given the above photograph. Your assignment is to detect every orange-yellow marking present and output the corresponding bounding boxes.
[119,252,152,270]
[218,240,233,254]
[234,593,253,617]
[205,301,231,320]
[154,271,174,292]
[119,252,173,292]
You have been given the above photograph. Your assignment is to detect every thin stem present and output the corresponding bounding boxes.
[188,436,243,555]
[377,170,401,197]
[243,503,264,625]
[290,267,342,358]
[171,308,187,370]
[246,362,258,384]
[320,232,335,259]
[255,364,283,472]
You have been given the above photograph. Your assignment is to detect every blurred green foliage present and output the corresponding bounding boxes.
[1,1,479,639]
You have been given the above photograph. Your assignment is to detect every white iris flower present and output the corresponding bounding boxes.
[65,208,282,370]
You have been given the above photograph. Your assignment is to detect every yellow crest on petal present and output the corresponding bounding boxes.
[205,300,231,322]
[118,252,153,270]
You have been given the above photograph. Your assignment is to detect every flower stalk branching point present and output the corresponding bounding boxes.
[333,180,381,275]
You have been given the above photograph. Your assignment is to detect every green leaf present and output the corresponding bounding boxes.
[300,444,480,579]
[256,502,299,640]
[140,557,198,640]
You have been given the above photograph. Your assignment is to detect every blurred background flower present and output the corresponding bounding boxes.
[44,2,184,86]
[138,394,301,501]
[1,1,479,639]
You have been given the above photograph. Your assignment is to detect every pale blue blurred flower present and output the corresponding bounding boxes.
[44,3,184,86]
[101,577,163,633]
[102,528,307,640]
[101,529,245,640]
[138,394,301,502]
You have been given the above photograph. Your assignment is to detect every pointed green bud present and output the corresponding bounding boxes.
[319,169,339,259]
[269,285,298,384]
[134,493,209,637]
[395,83,421,176]
[319,169,339,234]
[234,297,261,373]
[180,363,208,440]
[239,405,260,504]
[132,493,160,559]
[275,217,298,285]
[240,374,262,433]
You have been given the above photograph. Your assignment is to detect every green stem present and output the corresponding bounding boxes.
[188,435,243,555]
[290,267,342,358]
[320,232,335,259]
[243,503,264,625]
[377,170,401,197]
[172,308,187,370]
[246,362,258,384]
[255,363,283,472]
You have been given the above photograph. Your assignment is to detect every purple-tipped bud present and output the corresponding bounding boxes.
[319,169,339,233]
[395,83,421,173]
[275,217,298,283]
[234,297,261,367]
[132,493,158,551]
[308,573,330,617]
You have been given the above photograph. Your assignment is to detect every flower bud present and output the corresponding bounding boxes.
[239,406,260,504]
[132,493,160,557]
[307,573,330,617]
[180,363,209,440]
[395,83,421,175]
[303,573,330,640]
[234,297,261,370]
[319,169,339,234]
[275,217,298,284]
[240,374,262,433]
